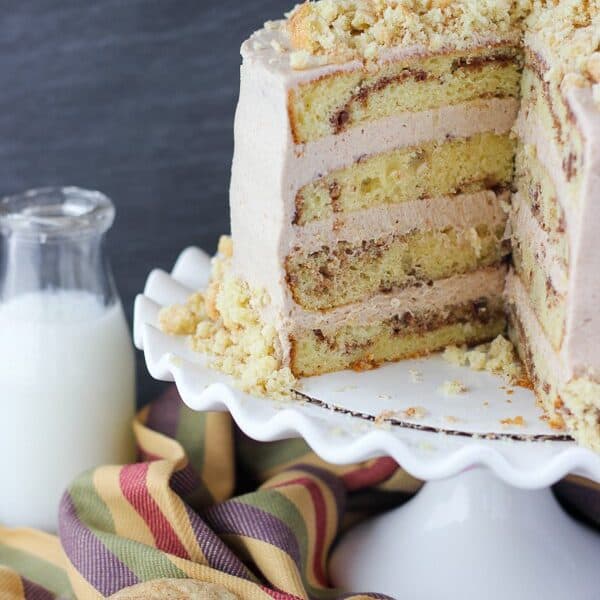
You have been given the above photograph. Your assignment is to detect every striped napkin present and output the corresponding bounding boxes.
[1,386,598,599]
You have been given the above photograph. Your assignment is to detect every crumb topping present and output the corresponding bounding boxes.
[287,0,530,65]
[159,236,296,399]
[443,334,527,384]
[526,0,600,104]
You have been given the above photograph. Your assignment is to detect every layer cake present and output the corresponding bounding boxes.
[160,0,600,450]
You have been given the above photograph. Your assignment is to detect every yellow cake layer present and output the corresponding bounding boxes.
[291,300,506,377]
[511,226,566,351]
[295,131,515,225]
[286,224,507,311]
[507,299,565,429]
[514,144,568,264]
[289,46,522,143]
[519,65,584,196]
[507,293,600,451]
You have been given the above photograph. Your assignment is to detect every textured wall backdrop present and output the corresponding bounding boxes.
[0,1,289,404]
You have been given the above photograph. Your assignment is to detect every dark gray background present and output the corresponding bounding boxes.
[2,1,288,405]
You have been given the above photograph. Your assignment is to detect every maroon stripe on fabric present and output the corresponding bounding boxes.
[144,385,182,438]
[133,449,205,499]
[289,464,346,528]
[270,477,328,587]
[21,578,55,600]
[119,463,189,559]
[203,501,302,566]
[342,457,398,491]
[58,493,139,596]
[183,504,253,580]
[261,586,304,600]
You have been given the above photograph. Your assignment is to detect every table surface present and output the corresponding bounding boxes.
[0,1,290,405]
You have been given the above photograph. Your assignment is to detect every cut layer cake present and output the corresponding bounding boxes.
[160,0,600,451]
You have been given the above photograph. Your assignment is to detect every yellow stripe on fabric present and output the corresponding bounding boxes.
[165,555,276,600]
[201,413,235,502]
[0,566,25,599]
[0,527,65,572]
[145,460,207,564]
[263,469,339,551]
[261,452,393,483]
[374,468,422,493]
[220,535,308,600]
[93,466,156,547]
[259,451,333,481]
[62,554,102,600]
[133,414,187,468]
[564,474,600,491]
[262,470,337,591]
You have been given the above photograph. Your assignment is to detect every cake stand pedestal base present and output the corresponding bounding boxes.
[330,468,600,600]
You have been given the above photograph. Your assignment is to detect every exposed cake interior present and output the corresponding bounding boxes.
[160,0,600,450]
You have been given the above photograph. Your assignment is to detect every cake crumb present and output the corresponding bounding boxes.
[440,379,468,396]
[444,415,460,424]
[408,368,423,383]
[443,335,526,385]
[159,236,296,400]
[500,415,526,427]
[374,409,397,425]
[547,414,566,431]
[290,50,312,69]
[403,406,428,419]
[159,303,198,336]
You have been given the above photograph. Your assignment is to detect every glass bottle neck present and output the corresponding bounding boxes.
[0,187,118,307]
[0,230,117,305]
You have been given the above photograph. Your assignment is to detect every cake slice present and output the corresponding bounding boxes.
[228,2,523,378]
[506,0,600,450]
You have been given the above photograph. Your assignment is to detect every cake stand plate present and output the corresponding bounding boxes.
[134,247,600,600]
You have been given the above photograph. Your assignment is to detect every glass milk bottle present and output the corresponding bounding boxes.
[0,187,135,531]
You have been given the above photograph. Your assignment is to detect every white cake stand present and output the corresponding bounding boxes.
[134,247,600,600]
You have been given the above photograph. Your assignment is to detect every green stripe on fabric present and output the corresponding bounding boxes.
[68,469,187,581]
[175,405,207,473]
[89,531,188,582]
[0,543,72,597]
[68,469,116,534]
[237,490,337,599]
[239,437,312,473]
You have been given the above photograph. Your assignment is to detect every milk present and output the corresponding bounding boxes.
[0,290,135,531]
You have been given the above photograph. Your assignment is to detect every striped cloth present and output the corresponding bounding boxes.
[1,386,598,599]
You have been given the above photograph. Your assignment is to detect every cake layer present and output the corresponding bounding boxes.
[514,143,568,261]
[517,66,584,215]
[289,45,522,143]
[287,221,506,311]
[510,200,566,351]
[292,190,507,253]
[522,51,585,177]
[291,299,505,376]
[516,31,600,379]
[285,265,506,331]
[294,131,515,224]
[292,97,518,191]
[506,270,600,451]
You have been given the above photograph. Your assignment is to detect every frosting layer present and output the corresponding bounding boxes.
[288,266,506,334]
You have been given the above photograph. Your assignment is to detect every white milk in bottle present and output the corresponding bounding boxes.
[0,188,135,531]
